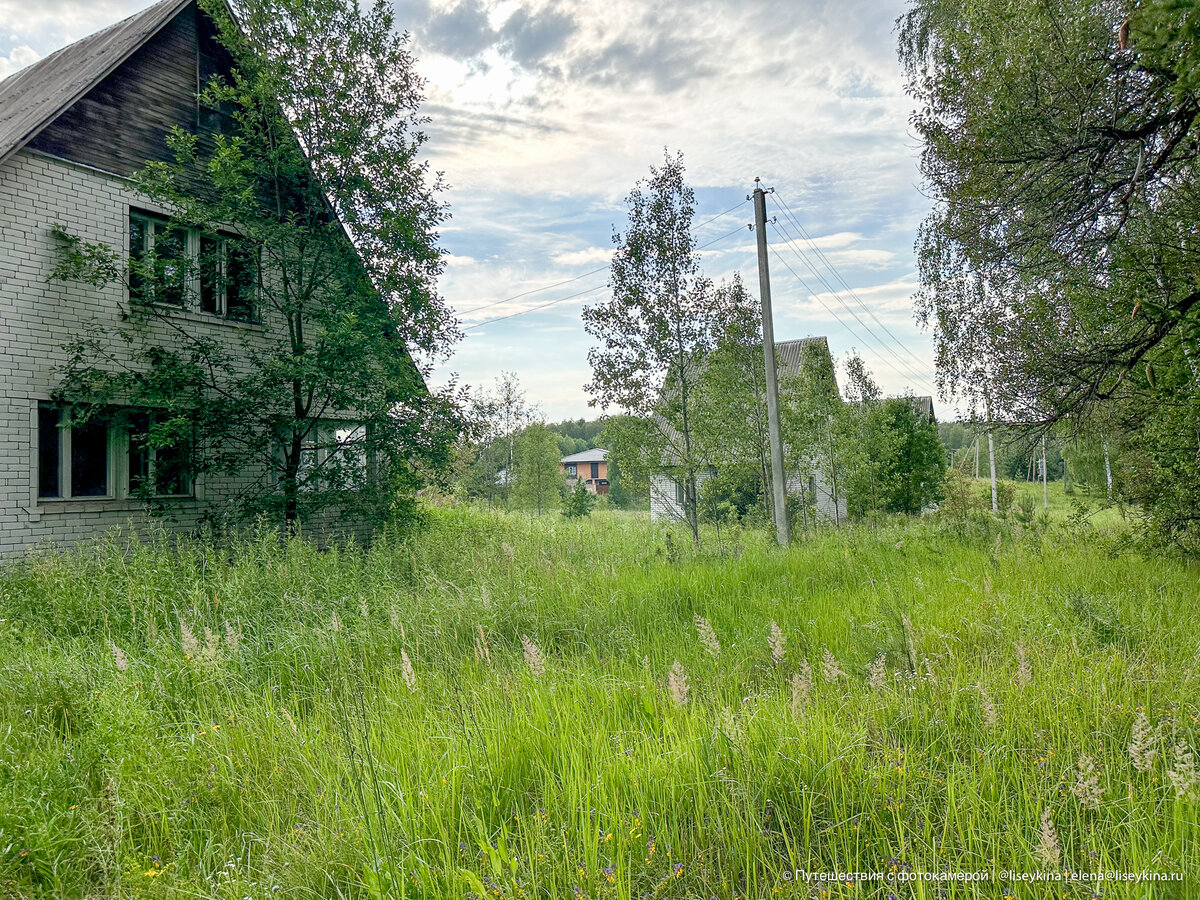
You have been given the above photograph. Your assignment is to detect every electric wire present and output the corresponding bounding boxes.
[462,221,750,332]
[772,189,933,374]
[768,215,937,391]
[769,216,940,395]
[456,198,750,319]
[766,240,940,397]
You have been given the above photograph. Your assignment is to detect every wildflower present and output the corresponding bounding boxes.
[821,648,845,683]
[401,649,417,693]
[694,615,721,658]
[1036,807,1061,868]
[867,653,886,690]
[1073,754,1104,810]
[1128,711,1157,773]
[668,660,689,706]
[769,621,786,666]
[791,661,813,715]
[922,655,938,687]
[522,635,545,678]
[108,640,129,672]
[978,687,999,728]
[1015,643,1032,687]
[1167,741,1199,801]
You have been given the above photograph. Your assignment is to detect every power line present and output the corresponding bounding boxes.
[772,189,933,375]
[462,283,608,331]
[463,221,750,332]
[769,216,940,395]
[766,239,941,397]
[454,199,751,319]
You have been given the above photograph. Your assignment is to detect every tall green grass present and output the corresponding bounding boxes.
[0,507,1196,898]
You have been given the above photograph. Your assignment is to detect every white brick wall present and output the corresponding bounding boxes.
[0,148,371,556]
[649,466,846,526]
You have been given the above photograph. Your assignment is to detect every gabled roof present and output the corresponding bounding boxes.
[0,0,191,167]
[561,448,608,464]
[775,337,830,376]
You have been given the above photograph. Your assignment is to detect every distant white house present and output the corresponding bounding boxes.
[649,337,848,525]
[561,448,609,495]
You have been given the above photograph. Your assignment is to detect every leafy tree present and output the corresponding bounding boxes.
[877,398,946,514]
[512,423,564,514]
[692,276,776,523]
[780,341,843,526]
[461,373,534,507]
[563,479,595,518]
[50,0,460,533]
[583,151,718,545]
[899,0,1200,547]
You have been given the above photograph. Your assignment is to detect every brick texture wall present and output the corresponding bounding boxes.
[0,148,373,556]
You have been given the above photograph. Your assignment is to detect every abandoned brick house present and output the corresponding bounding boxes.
[0,0,383,556]
[649,337,850,524]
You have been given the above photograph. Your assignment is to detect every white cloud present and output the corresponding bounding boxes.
[551,247,611,266]
[0,44,38,78]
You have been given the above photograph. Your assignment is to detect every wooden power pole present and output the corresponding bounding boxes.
[752,181,790,546]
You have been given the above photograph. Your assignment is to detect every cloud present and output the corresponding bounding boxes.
[0,43,37,78]
[551,247,611,266]
[498,5,576,70]
[422,0,497,58]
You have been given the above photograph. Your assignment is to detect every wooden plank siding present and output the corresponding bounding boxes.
[28,3,226,191]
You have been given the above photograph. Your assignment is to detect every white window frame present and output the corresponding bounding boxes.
[128,208,257,320]
[37,404,117,501]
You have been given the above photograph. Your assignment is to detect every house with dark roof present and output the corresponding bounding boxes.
[649,336,849,525]
[561,447,609,495]
[0,0,385,554]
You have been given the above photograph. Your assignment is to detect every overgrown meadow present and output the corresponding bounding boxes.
[1,497,1197,898]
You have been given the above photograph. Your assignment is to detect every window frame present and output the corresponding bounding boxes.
[36,402,196,504]
[37,403,117,501]
[128,208,259,321]
[127,410,196,499]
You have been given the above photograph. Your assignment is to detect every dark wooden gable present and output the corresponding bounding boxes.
[28,1,234,181]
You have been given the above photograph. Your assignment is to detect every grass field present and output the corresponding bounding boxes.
[1,493,1197,898]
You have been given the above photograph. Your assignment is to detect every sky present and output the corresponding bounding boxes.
[0,0,941,422]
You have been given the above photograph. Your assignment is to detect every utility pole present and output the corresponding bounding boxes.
[1042,434,1048,508]
[752,180,790,546]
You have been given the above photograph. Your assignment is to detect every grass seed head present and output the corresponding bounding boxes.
[1015,643,1032,687]
[1036,807,1061,869]
[108,640,129,672]
[179,618,200,660]
[401,648,418,693]
[1073,754,1104,810]
[668,660,689,706]
[474,625,492,664]
[790,664,812,716]
[867,653,887,690]
[1167,741,1199,801]
[978,686,999,728]
[223,621,241,655]
[522,635,546,678]
[694,615,720,658]
[769,621,786,666]
[329,612,344,634]
[821,648,845,683]
[1128,711,1158,773]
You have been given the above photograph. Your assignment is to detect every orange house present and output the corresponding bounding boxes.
[561,448,609,495]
